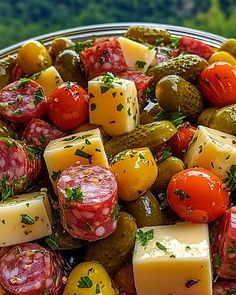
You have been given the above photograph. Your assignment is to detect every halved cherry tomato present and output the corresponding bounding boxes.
[167,122,196,159]
[199,61,236,107]
[47,82,89,131]
[167,167,229,223]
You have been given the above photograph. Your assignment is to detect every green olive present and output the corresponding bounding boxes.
[51,37,74,56]
[219,39,236,59]
[197,107,218,127]
[152,156,185,193]
[0,119,14,137]
[0,55,16,88]
[55,49,87,88]
[85,212,137,274]
[126,190,167,228]
[155,75,204,119]
[209,104,236,135]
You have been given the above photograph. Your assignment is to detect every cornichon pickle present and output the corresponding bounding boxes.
[0,55,16,88]
[55,49,87,88]
[125,25,171,45]
[85,212,137,274]
[197,107,218,127]
[104,121,177,157]
[209,104,236,135]
[0,119,14,137]
[146,54,208,86]
[155,74,204,119]
[219,39,236,58]
[140,101,162,124]
[126,190,167,228]
[151,156,185,193]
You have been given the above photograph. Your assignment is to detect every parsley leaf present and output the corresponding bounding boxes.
[155,111,185,127]
[64,187,83,202]
[34,88,44,105]
[21,213,35,225]
[74,149,92,163]
[156,241,167,251]
[26,146,44,159]
[136,229,154,246]
[46,234,59,250]
[51,170,61,182]
[170,36,180,49]
[78,276,93,288]
[17,77,30,89]
[223,164,236,190]
[1,176,13,201]
[135,60,147,69]
[74,40,93,53]
[101,72,115,88]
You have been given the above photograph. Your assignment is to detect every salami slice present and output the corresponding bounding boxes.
[22,118,65,148]
[212,206,236,279]
[0,243,65,295]
[177,36,214,60]
[0,79,47,124]
[213,279,236,295]
[117,70,152,105]
[80,37,128,80]
[57,164,119,241]
[0,137,41,195]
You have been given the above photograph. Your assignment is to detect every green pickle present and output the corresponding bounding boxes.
[104,121,177,157]
[126,190,167,228]
[147,54,208,86]
[197,107,218,127]
[85,212,137,274]
[0,55,16,88]
[125,25,171,45]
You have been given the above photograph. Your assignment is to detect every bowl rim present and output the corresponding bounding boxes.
[0,22,227,58]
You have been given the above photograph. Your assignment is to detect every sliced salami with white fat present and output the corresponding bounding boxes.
[0,243,65,295]
[57,164,118,241]
[0,79,47,124]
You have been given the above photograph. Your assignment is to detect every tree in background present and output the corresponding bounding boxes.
[0,0,235,49]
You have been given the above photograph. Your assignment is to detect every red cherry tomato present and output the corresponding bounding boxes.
[167,122,196,159]
[199,61,236,107]
[167,167,229,223]
[47,82,89,131]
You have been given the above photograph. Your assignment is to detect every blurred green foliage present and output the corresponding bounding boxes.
[0,0,235,49]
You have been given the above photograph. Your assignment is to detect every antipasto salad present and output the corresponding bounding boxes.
[0,25,236,295]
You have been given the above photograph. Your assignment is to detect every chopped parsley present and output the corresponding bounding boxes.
[46,235,59,250]
[64,187,84,202]
[85,138,91,145]
[156,241,167,251]
[13,109,23,116]
[26,146,44,158]
[51,170,61,182]
[135,60,146,69]
[160,145,172,162]
[5,139,17,149]
[90,103,96,111]
[101,72,115,88]
[136,229,154,246]
[34,88,44,105]
[95,283,101,294]
[17,77,30,89]
[100,86,110,94]
[155,111,185,127]
[74,149,92,163]
[223,164,236,190]
[155,37,165,46]
[74,40,93,53]
[117,103,124,112]
[170,36,180,49]
[78,276,93,288]
[228,247,236,253]
[1,176,13,201]
[185,279,200,288]
[21,213,35,225]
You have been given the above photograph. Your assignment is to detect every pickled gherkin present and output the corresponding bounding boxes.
[125,25,171,45]
[104,121,177,157]
[147,54,208,86]
[0,55,16,89]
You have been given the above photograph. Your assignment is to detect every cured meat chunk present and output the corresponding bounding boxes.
[57,164,118,241]
[0,79,47,124]
[213,279,236,294]
[80,37,128,80]
[117,70,152,105]
[0,137,41,195]
[22,118,65,148]
[0,243,65,295]
[212,206,236,279]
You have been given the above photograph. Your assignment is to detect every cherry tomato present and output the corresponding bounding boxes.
[167,167,229,223]
[47,82,89,131]
[17,40,52,75]
[167,122,196,159]
[199,61,236,107]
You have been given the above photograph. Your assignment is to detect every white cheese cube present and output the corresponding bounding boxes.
[0,191,52,247]
[184,125,236,180]
[88,75,139,137]
[44,128,109,186]
[133,223,212,295]
[118,36,156,73]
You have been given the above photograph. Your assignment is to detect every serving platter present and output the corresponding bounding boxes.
[0,22,227,58]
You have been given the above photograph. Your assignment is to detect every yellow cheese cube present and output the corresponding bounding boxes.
[184,125,236,180]
[44,128,109,186]
[0,191,52,247]
[118,36,156,73]
[33,65,64,97]
[133,223,212,295]
[88,75,139,136]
